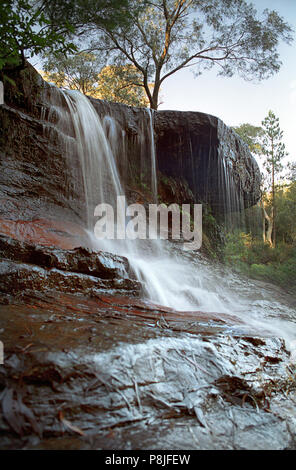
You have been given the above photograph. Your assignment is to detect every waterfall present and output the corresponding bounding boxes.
[216,155,246,231]
[47,88,296,351]
[146,108,158,203]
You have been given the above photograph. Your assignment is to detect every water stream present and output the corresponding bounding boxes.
[50,89,296,352]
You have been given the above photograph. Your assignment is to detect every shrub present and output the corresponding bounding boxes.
[224,231,296,293]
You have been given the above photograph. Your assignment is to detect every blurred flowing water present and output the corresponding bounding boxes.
[50,89,296,352]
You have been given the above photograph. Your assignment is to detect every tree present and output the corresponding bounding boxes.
[260,111,287,247]
[0,0,133,74]
[42,52,150,106]
[233,124,264,156]
[42,52,103,95]
[95,64,150,107]
[43,0,132,33]
[274,182,296,244]
[85,0,293,109]
[0,0,76,73]
[287,161,296,182]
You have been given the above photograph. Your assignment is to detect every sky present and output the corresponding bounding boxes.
[158,0,296,163]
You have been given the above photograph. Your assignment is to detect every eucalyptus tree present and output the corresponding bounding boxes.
[43,52,149,106]
[87,0,293,109]
[43,52,103,95]
[43,0,131,33]
[95,64,150,107]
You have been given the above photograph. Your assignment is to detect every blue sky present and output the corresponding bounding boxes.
[158,0,296,162]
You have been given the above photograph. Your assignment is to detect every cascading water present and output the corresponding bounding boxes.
[146,108,158,203]
[48,87,296,352]
[216,155,246,232]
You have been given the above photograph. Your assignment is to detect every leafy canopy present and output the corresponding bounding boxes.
[0,0,76,72]
[42,52,150,107]
[95,65,150,107]
[287,162,296,182]
[0,0,133,72]
[43,52,103,95]
[43,0,132,32]
[233,124,264,156]
[261,110,287,180]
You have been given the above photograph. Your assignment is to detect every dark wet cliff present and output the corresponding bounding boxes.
[155,110,261,211]
[0,63,260,245]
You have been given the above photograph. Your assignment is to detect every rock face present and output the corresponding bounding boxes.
[0,65,85,231]
[0,63,260,243]
[155,111,261,212]
[0,235,140,300]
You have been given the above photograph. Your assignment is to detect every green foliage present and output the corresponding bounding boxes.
[224,231,296,293]
[95,64,150,107]
[274,182,296,243]
[261,110,288,181]
[0,0,76,72]
[44,0,132,33]
[235,112,290,248]
[203,208,217,231]
[0,0,133,73]
[249,250,296,289]
[42,53,149,106]
[260,111,288,246]
[287,162,296,182]
[43,52,102,95]
[201,204,225,259]
[232,123,264,156]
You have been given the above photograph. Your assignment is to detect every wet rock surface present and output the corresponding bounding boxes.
[0,218,87,250]
[0,233,295,450]
[0,103,84,225]
[1,290,296,450]
[0,235,140,300]
[0,235,132,280]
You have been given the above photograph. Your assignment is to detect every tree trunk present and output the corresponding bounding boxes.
[150,101,158,110]
[261,200,273,246]
[271,139,276,248]
[150,70,161,110]
[262,209,266,243]
[266,212,273,246]
[147,86,159,109]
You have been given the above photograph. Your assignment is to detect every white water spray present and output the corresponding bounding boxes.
[50,88,296,352]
